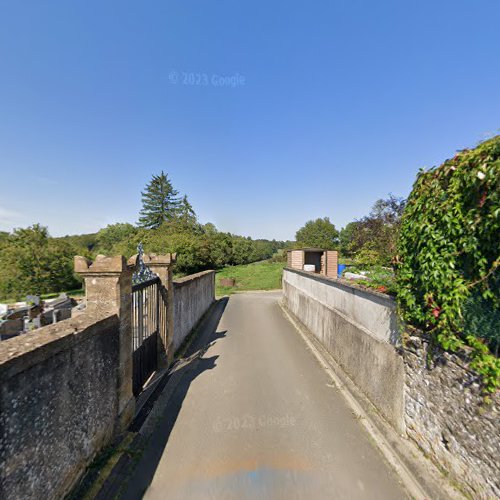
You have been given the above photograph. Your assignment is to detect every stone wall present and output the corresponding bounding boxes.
[282,267,499,498]
[404,334,499,499]
[0,314,121,499]
[173,270,215,351]
[282,267,405,431]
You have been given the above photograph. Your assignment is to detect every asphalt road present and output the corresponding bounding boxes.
[122,292,408,500]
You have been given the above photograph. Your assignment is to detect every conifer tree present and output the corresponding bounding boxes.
[138,172,180,229]
[177,195,197,227]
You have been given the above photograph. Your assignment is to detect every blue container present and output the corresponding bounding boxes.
[337,264,347,277]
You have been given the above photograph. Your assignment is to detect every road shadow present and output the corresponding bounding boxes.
[97,297,229,500]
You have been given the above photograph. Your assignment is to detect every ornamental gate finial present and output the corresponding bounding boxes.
[132,242,157,285]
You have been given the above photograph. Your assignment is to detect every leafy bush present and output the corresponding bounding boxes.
[347,265,396,295]
[354,248,384,267]
[396,136,500,392]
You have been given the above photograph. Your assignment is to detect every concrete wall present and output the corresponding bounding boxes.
[0,314,120,499]
[282,267,499,498]
[282,267,405,432]
[173,270,215,351]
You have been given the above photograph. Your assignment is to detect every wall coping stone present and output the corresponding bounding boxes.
[74,255,131,275]
[127,252,177,267]
[173,270,215,288]
[284,267,395,306]
[0,314,118,382]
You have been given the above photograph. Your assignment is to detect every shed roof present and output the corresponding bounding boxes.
[287,248,326,252]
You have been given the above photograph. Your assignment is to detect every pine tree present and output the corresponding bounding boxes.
[138,172,180,229]
[177,195,197,227]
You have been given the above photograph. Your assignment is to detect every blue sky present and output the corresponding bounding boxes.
[0,0,499,240]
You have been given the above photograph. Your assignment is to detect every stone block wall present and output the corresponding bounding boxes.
[404,334,499,499]
[0,314,120,499]
[173,270,215,351]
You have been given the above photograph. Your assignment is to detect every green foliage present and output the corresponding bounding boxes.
[216,260,285,296]
[96,223,139,254]
[0,231,9,244]
[56,233,97,259]
[0,169,285,299]
[0,224,80,299]
[138,171,181,229]
[0,220,285,299]
[348,195,406,265]
[462,285,499,356]
[140,223,284,275]
[339,221,359,257]
[268,249,288,263]
[295,217,339,249]
[174,195,199,231]
[396,136,500,392]
[348,265,397,295]
[354,248,384,267]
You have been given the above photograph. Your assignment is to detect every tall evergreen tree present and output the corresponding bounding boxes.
[138,172,180,229]
[177,195,197,226]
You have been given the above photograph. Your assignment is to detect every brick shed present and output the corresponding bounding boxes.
[286,248,338,279]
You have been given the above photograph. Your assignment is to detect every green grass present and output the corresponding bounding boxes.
[216,260,285,296]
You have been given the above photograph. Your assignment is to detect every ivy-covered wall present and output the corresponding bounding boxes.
[396,136,500,393]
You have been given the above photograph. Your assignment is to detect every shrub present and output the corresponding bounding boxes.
[396,136,500,392]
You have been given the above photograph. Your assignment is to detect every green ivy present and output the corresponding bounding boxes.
[396,136,500,393]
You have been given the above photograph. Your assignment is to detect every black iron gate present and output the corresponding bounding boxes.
[131,276,160,396]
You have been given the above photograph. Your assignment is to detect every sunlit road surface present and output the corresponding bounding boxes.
[122,292,408,500]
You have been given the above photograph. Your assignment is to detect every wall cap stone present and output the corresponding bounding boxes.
[0,314,119,382]
[284,267,395,306]
[173,270,215,288]
[127,253,177,267]
[75,255,131,275]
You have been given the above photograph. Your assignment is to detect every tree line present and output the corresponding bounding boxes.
[0,172,286,300]
[294,194,406,266]
[0,170,404,300]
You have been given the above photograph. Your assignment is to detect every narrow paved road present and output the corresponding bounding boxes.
[123,292,408,499]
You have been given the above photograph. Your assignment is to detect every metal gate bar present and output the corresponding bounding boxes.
[131,276,160,396]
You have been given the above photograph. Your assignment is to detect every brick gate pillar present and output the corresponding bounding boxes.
[74,255,135,432]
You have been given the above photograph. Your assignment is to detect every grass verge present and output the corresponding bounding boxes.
[216,260,285,296]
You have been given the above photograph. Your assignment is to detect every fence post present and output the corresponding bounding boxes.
[128,253,177,367]
[74,255,135,432]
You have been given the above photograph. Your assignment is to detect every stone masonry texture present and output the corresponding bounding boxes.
[0,315,120,499]
[403,334,499,499]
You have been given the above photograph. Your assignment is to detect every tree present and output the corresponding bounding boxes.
[0,224,80,299]
[96,223,138,254]
[138,172,180,229]
[339,221,359,257]
[350,194,406,265]
[295,217,339,249]
[168,195,200,233]
[178,196,197,224]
